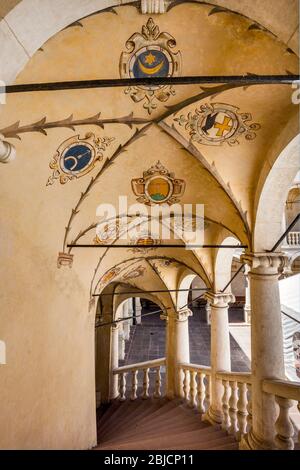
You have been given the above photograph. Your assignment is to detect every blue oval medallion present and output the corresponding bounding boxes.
[63,144,93,172]
[132,50,170,79]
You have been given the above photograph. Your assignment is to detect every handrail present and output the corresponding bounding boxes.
[263,379,300,401]
[179,363,211,375]
[216,370,252,384]
[113,357,166,374]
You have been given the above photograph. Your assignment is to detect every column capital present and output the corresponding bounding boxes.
[241,252,290,275]
[204,292,235,308]
[176,308,193,322]
[0,134,16,163]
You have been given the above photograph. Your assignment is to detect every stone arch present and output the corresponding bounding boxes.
[1,0,297,85]
[254,133,300,252]
[176,272,200,310]
[214,236,240,292]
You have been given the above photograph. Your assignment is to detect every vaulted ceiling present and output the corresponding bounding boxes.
[0,1,299,302]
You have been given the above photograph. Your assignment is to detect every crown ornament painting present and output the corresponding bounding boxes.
[120,17,182,114]
[132,161,185,206]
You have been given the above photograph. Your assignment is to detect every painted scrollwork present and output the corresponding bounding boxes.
[47,133,114,185]
[175,103,261,146]
[120,17,182,114]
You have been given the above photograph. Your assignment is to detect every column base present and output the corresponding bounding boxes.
[239,430,275,450]
[202,406,222,426]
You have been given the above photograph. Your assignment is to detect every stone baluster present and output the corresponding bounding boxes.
[205,375,211,411]
[274,396,294,450]
[142,368,150,399]
[228,381,239,437]
[221,380,231,432]
[130,370,138,401]
[189,370,197,408]
[197,372,206,413]
[183,369,189,402]
[154,366,162,398]
[246,384,252,432]
[237,382,248,441]
[178,367,184,398]
[119,373,126,401]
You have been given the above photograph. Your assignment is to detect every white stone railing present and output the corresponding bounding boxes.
[216,371,252,442]
[178,363,212,413]
[113,358,166,401]
[263,379,300,450]
[286,232,300,246]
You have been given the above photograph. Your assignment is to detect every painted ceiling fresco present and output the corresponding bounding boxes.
[0,2,298,305]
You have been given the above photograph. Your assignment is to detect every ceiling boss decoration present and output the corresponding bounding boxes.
[47,133,114,185]
[175,103,261,146]
[120,17,182,114]
[132,161,185,206]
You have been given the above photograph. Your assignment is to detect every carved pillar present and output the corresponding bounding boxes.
[123,320,131,341]
[244,265,251,324]
[118,329,126,361]
[175,308,193,397]
[205,301,211,325]
[204,292,234,425]
[240,253,289,450]
[0,135,16,163]
[135,297,142,325]
[162,308,192,399]
[109,323,119,400]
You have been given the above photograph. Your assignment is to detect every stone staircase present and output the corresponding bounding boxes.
[96,398,239,450]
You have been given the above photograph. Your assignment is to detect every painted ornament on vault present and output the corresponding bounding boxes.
[120,17,182,114]
[175,103,261,146]
[132,161,185,206]
[47,133,114,185]
[122,265,146,281]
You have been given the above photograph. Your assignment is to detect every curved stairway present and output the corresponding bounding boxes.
[96,398,239,450]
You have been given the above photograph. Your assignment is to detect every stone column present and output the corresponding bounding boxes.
[244,265,251,324]
[163,308,192,398]
[122,301,131,325]
[127,300,134,326]
[204,292,234,425]
[118,329,126,361]
[175,308,193,397]
[205,301,211,325]
[109,323,119,400]
[240,253,288,450]
[135,298,142,325]
[123,320,131,341]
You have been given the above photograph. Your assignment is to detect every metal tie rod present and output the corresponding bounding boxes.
[93,287,210,297]
[3,75,299,94]
[67,244,248,249]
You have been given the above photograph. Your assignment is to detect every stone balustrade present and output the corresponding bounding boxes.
[287,232,300,246]
[216,371,252,442]
[113,359,300,450]
[113,358,166,401]
[178,363,212,414]
[263,378,300,450]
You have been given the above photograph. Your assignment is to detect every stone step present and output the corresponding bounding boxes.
[96,399,239,451]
